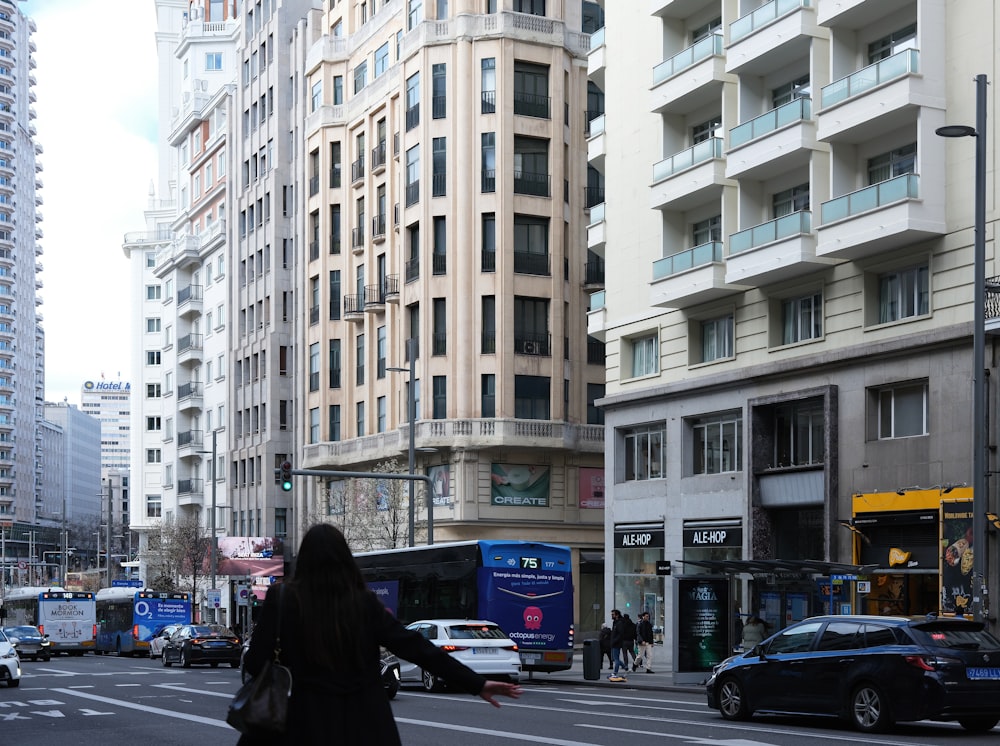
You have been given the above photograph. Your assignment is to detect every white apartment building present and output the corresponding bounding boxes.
[290,0,606,632]
[592,0,999,679]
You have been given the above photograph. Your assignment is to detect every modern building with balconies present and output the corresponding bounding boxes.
[595,0,1000,677]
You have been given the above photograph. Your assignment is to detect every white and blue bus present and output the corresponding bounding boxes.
[1,586,96,655]
[355,540,575,672]
[95,588,192,656]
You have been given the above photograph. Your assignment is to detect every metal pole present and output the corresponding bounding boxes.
[972,73,989,623]
[61,491,67,585]
[106,483,113,587]
[407,337,416,547]
[210,429,218,622]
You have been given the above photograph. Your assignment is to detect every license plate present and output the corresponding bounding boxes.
[521,652,541,663]
[472,647,499,655]
[205,641,229,648]
[967,667,1000,680]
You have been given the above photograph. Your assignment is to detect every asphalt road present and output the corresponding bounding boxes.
[3,654,999,745]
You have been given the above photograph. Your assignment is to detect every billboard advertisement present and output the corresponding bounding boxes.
[941,498,975,615]
[216,536,284,578]
[490,464,550,507]
[675,576,730,675]
[578,467,605,509]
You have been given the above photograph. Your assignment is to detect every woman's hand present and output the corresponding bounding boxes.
[478,680,523,708]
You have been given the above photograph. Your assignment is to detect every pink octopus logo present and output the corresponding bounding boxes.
[523,606,543,630]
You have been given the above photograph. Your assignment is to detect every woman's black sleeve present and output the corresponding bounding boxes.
[241,585,280,678]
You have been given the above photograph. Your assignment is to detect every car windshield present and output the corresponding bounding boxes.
[911,624,1000,650]
[448,624,507,640]
[5,626,38,637]
[0,630,7,642]
[189,626,217,636]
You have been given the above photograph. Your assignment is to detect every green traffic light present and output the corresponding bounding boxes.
[281,480,293,492]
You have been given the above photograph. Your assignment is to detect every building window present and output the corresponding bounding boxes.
[329,270,341,321]
[356,334,365,385]
[692,413,742,474]
[773,399,824,466]
[356,401,365,437]
[691,16,722,43]
[146,449,162,464]
[878,264,928,323]
[481,58,496,113]
[692,115,722,144]
[432,63,446,118]
[868,142,916,184]
[513,214,549,275]
[772,75,810,107]
[868,23,917,63]
[514,296,549,356]
[432,137,446,197]
[405,72,420,131]
[333,75,343,105]
[513,136,549,197]
[146,416,162,432]
[146,317,161,333]
[513,61,549,118]
[309,342,320,391]
[408,0,423,29]
[623,423,665,481]
[310,407,320,444]
[432,216,446,275]
[481,374,496,417]
[773,184,810,217]
[433,376,447,419]
[513,0,544,15]
[699,314,734,363]
[405,145,420,206]
[692,215,721,246]
[874,381,928,439]
[587,382,605,425]
[629,334,658,378]
[481,295,496,353]
[146,495,162,519]
[781,292,822,344]
[377,326,387,379]
[433,297,446,354]
[377,396,387,433]
[514,375,550,420]
[146,351,161,366]
[482,213,496,271]
[329,404,341,441]
[374,42,389,78]
[481,132,495,192]
[147,383,161,398]
[310,79,321,112]
[146,284,161,300]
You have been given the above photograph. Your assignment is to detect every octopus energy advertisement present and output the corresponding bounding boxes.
[477,561,573,654]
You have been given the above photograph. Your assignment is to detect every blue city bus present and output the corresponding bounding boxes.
[355,540,574,672]
[95,588,192,656]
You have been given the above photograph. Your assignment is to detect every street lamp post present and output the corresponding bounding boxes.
[388,338,418,547]
[198,429,220,622]
[937,73,989,623]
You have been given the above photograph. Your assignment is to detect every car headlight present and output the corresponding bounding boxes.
[1,649,16,659]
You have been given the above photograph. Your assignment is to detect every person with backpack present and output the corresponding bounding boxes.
[599,623,613,669]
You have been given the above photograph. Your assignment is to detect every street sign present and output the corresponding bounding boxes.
[655,560,672,576]
[112,579,144,588]
[16,560,25,570]
[207,589,222,608]
[236,584,250,607]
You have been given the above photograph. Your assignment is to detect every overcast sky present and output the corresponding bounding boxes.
[23,0,158,405]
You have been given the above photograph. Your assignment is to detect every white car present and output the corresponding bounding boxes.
[0,628,20,688]
[401,619,520,692]
[148,624,184,659]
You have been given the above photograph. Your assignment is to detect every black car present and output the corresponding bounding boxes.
[2,626,51,662]
[706,614,1000,733]
[162,624,241,668]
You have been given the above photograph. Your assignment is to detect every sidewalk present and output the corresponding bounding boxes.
[520,654,705,694]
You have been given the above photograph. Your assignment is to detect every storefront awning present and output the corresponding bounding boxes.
[680,558,876,576]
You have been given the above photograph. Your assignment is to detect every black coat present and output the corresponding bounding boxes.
[610,616,625,648]
[237,584,488,745]
[637,618,654,644]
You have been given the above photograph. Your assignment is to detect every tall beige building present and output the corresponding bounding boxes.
[293,0,605,631]
[593,0,999,677]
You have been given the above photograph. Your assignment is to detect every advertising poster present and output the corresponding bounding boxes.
[428,464,452,508]
[477,566,573,652]
[216,536,284,578]
[675,576,730,674]
[941,499,975,615]
[367,579,399,616]
[578,467,605,509]
[490,464,550,507]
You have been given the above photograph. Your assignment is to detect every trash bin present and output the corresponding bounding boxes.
[582,638,601,680]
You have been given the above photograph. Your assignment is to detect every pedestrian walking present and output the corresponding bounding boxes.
[740,614,767,652]
[634,611,655,673]
[599,623,613,669]
[238,523,522,744]
[608,609,627,681]
[623,613,637,671]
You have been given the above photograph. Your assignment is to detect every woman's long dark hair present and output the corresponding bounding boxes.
[288,523,368,670]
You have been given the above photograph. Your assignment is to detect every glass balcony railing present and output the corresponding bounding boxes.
[652,241,723,279]
[731,0,809,42]
[652,137,723,183]
[653,33,723,85]
[820,173,918,224]
[588,113,606,138]
[589,290,605,312]
[821,49,919,108]
[588,202,605,226]
[590,26,605,49]
[730,97,811,148]
[729,211,811,255]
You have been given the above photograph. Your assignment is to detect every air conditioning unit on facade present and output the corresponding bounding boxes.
[522,341,540,355]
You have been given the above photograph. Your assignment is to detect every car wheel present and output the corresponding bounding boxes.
[385,680,399,700]
[7,678,19,688]
[850,682,890,733]
[180,649,191,668]
[717,677,750,721]
[421,669,443,693]
[162,652,172,667]
[959,717,999,733]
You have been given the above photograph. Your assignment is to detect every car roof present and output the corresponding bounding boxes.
[408,619,500,627]
[794,614,983,628]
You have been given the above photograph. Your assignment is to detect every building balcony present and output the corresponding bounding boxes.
[588,202,606,253]
[405,257,419,283]
[177,333,204,366]
[513,251,550,276]
[726,97,820,180]
[176,284,203,318]
[177,478,204,507]
[726,0,816,76]
[482,249,496,273]
[650,137,728,211]
[351,226,365,252]
[725,211,834,285]
[384,274,400,303]
[588,114,606,170]
[177,429,204,457]
[372,213,386,242]
[176,381,203,412]
[816,173,945,260]
[371,143,386,173]
[588,26,605,89]
[817,0,909,28]
[585,186,605,209]
[363,284,385,313]
[513,171,550,198]
[985,276,1000,336]
[817,49,926,143]
[587,290,607,341]
[351,156,365,184]
[514,333,551,356]
[650,242,747,309]
[651,33,728,115]
[343,294,364,321]
[513,92,551,119]
[583,259,605,289]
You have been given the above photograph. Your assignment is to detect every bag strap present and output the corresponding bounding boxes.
[273,584,284,664]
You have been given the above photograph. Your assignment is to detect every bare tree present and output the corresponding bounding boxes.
[142,513,210,603]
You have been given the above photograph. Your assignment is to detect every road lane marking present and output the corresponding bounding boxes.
[396,717,602,745]
[578,722,929,745]
[51,688,231,729]
[152,683,234,698]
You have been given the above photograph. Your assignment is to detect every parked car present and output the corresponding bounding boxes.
[706,614,1000,733]
[0,628,20,687]
[400,619,520,692]
[161,624,241,668]
[2,625,51,662]
[148,624,183,660]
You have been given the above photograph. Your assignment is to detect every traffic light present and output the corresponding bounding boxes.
[279,461,293,492]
